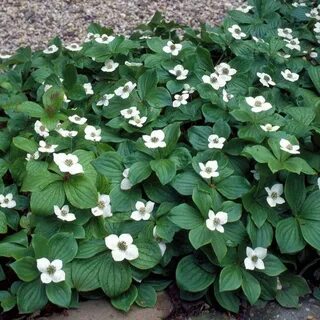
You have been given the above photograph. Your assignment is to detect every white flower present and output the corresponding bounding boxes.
[222,89,234,102]
[101,59,119,72]
[277,278,283,290]
[0,53,11,59]
[317,177,320,190]
[37,258,65,284]
[284,38,301,51]
[251,169,260,181]
[38,140,58,153]
[215,63,237,82]
[244,247,267,270]
[236,4,253,13]
[25,151,40,161]
[202,73,226,90]
[120,107,140,119]
[228,24,246,40]
[182,84,195,94]
[260,124,280,132]
[162,41,182,56]
[57,128,78,138]
[310,51,318,58]
[277,28,293,39]
[91,194,112,217]
[105,234,139,262]
[125,61,143,67]
[199,161,219,179]
[68,114,87,125]
[84,32,99,42]
[173,93,189,108]
[54,205,76,222]
[96,93,114,106]
[53,153,83,175]
[131,201,154,221]
[245,96,272,113]
[139,35,152,40]
[208,134,226,149]
[169,65,189,80]
[0,193,16,208]
[292,2,306,7]
[83,83,94,95]
[206,210,228,233]
[120,168,132,190]
[43,45,59,54]
[252,36,265,43]
[34,120,49,138]
[279,138,300,154]
[143,130,166,149]
[314,22,320,33]
[129,116,147,128]
[114,81,136,99]
[95,34,115,44]
[65,43,82,51]
[306,8,320,20]
[257,73,275,87]
[153,227,166,256]
[265,183,285,207]
[277,52,291,59]
[84,125,102,142]
[281,69,299,82]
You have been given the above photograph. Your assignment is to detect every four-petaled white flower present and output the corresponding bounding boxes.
[208,134,226,149]
[37,258,65,283]
[84,32,99,42]
[215,63,237,82]
[26,151,40,161]
[114,81,136,99]
[228,24,246,40]
[236,4,253,13]
[284,38,301,51]
[101,59,119,72]
[173,93,189,108]
[257,72,276,87]
[260,124,280,132]
[91,194,112,217]
[43,45,59,54]
[34,120,49,137]
[83,83,94,95]
[84,125,102,142]
[277,28,293,39]
[38,140,58,153]
[0,53,11,59]
[169,65,189,80]
[120,107,140,119]
[202,72,226,90]
[97,93,114,106]
[143,130,166,149]
[279,138,300,154]
[68,114,87,125]
[222,89,234,102]
[54,205,76,222]
[182,84,195,94]
[306,8,320,20]
[292,2,306,7]
[0,193,16,208]
[105,234,139,262]
[53,153,84,175]
[65,43,83,51]
[153,226,166,256]
[314,22,320,33]
[131,201,154,221]
[281,69,299,82]
[163,41,182,56]
[244,247,267,270]
[95,34,115,44]
[199,161,219,179]
[265,183,285,207]
[206,210,228,233]
[129,116,147,128]
[120,168,132,190]
[245,96,272,113]
[57,128,78,138]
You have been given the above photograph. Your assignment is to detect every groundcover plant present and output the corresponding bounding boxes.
[0,0,320,316]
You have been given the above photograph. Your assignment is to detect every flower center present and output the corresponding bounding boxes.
[213,217,220,226]
[151,137,159,143]
[271,192,278,200]
[235,28,241,34]
[40,125,46,131]
[264,75,270,81]
[47,265,56,275]
[71,44,77,49]
[205,167,212,173]
[176,70,182,76]
[75,116,80,121]
[170,45,176,50]
[3,198,9,204]
[118,241,128,251]
[98,201,105,209]
[139,207,146,214]
[222,68,229,75]
[213,138,219,143]
[251,255,258,263]
[210,76,218,83]
[61,209,68,216]
[91,132,96,137]
[127,109,133,114]
[254,101,262,107]
[123,85,129,92]
[286,143,293,150]
[64,159,74,167]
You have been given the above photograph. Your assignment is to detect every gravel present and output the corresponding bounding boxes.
[0,0,243,54]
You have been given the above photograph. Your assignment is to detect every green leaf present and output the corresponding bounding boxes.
[136,284,157,308]
[99,254,132,297]
[284,174,306,213]
[241,271,261,305]
[111,285,138,312]
[150,159,176,185]
[128,161,152,185]
[169,204,203,230]
[196,47,214,71]
[64,176,98,209]
[300,220,320,250]
[211,232,227,262]
[284,157,316,175]
[299,191,320,221]
[188,126,212,150]
[243,145,276,163]
[192,187,212,217]
[217,176,251,200]
[46,282,71,308]
[16,101,44,117]
[214,282,239,313]
[176,255,215,292]
[189,224,213,249]
[42,86,65,113]
[171,171,202,195]
[0,211,7,234]
[219,265,242,292]
[109,186,141,212]
[76,239,106,259]
[17,279,47,313]
[308,66,320,94]
[62,64,78,90]
[146,87,172,108]
[138,69,158,99]
[13,136,38,153]
[48,232,78,263]
[10,257,38,282]
[263,254,286,276]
